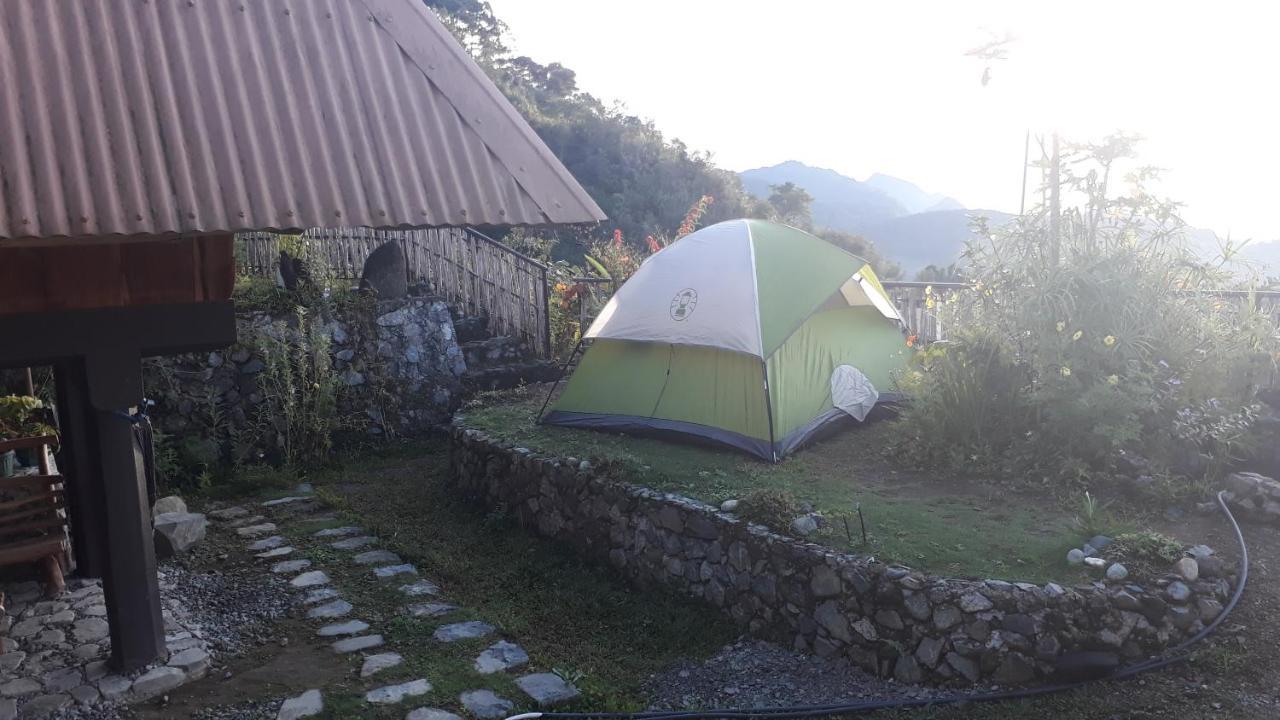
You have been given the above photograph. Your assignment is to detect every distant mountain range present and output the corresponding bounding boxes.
[739,160,1009,274]
[738,161,1276,279]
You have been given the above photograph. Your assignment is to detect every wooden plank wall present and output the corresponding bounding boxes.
[0,235,234,316]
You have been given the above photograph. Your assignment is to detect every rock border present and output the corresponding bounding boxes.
[449,425,1235,687]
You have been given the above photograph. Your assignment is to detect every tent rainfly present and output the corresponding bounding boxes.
[543,219,910,461]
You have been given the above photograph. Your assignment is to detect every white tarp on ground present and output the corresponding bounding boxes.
[585,220,764,357]
[830,364,879,421]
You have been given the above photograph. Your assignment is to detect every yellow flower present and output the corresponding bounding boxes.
[984,288,993,296]
[1103,335,1117,347]
[1072,330,1083,341]
[1056,321,1065,333]
[1060,366,1072,377]
[926,297,936,310]
[925,285,933,295]
[1107,374,1119,385]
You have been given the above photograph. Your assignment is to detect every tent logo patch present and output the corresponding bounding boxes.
[669,288,698,321]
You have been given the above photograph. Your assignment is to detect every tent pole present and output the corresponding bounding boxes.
[760,359,778,463]
[536,338,584,423]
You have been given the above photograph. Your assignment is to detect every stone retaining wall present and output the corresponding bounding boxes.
[145,298,465,466]
[449,426,1235,687]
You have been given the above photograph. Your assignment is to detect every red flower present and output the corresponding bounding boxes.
[612,229,623,247]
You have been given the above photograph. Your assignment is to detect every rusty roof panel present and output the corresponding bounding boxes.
[0,0,605,243]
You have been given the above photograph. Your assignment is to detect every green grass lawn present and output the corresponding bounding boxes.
[461,389,1098,584]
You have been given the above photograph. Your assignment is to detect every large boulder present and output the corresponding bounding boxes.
[154,512,208,557]
[152,495,188,518]
[359,241,408,300]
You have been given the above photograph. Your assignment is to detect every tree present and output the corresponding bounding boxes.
[765,183,813,228]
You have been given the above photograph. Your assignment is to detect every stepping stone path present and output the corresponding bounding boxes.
[460,689,514,719]
[306,600,353,619]
[352,549,401,565]
[405,602,457,618]
[360,652,403,678]
[278,688,324,719]
[516,672,581,706]
[373,564,418,579]
[236,482,561,720]
[400,580,441,597]
[333,635,384,653]
[290,571,330,588]
[314,526,361,538]
[247,535,287,551]
[474,641,529,674]
[366,678,432,704]
[331,536,377,550]
[434,621,495,643]
[317,620,368,637]
[272,559,312,574]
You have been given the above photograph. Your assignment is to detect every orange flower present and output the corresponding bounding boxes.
[906,334,918,348]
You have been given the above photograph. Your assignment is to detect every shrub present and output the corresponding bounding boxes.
[737,488,801,531]
[1107,531,1183,578]
[893,135,1279,485]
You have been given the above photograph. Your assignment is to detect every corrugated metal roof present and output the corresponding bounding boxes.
[0,0,605,244]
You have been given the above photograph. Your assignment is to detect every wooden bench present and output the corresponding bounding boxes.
[0,435,70,604]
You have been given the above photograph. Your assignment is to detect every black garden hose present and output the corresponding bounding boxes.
[507,490,1250,720]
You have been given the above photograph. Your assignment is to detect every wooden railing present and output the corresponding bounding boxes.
[236,227,551,358]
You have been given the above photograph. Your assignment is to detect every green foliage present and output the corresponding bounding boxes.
[256,308,348,468]
[1070,491,1115,538]
[0,395,56,441]
[1108,531,1182,567]
[893,134,1280,485]
[726,488,801,531]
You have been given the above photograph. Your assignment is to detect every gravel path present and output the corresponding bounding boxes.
[646,638,958,711]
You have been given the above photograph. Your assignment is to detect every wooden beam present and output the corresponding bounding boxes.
[0,301,236,369]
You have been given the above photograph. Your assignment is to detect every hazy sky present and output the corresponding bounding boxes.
[486,0,1280,242]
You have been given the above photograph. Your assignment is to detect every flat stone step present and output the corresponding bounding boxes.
[229,515,268,528]
[235,523,278,537]
[255,546,295,559]
[406,709,462,720]
[459,689,514,720]
[271,560,312,574]
[405,602,457,619]
[300,588,340,605]
[433,621,495,643]
[332,635,384,654]
[366,678,432,705]
[360,652,403,678]
[262,496,307,507]
[278,688,323,720]
[373,564,417,580]
[331,536,377,551]
[290,571,330,589]
[307,600,353,620]
[474,641,529,674]
[247,536,287,551]
[317,620,368,637]
[400,580,441,597]
[208,506,249,521]
[313,526,362,538]
[515,673,580,706]
[352,550,401,565]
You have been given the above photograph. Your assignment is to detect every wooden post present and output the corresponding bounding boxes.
[85,349,165,671]
[53,360,108,578]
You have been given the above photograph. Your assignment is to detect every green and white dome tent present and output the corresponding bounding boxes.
[543,219,910,461]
